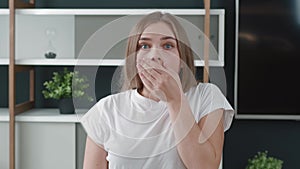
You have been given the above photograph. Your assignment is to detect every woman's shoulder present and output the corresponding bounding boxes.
[95,89,133,108]
[186,82,221,96]
[84,89,133,121]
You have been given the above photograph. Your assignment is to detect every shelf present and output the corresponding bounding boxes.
[15,58,223,66]
[16,58,125,66]
[0,58,9,65]
[0,8,225,16]
[0,108,9,122]
[15,108,87,123]
[1,108,88,123]
[1,8,225,67]
[0,9,9,15]
[14,8,224,15]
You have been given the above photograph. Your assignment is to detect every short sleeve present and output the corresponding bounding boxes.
[187,83,234,131]
[80,100,109,148]
[197,83,234,132]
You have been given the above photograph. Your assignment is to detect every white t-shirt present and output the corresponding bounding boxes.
[80,83,234,169]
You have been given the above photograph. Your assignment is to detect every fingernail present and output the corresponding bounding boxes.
[137,64,144,71]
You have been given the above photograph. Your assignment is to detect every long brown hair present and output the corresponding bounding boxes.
[122,12,197,92]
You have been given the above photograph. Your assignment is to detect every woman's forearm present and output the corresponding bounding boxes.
[176,122,222,169]
[83,136,108,169]
[167,96,224,169]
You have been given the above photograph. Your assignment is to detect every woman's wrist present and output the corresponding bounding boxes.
[167,93,187,119]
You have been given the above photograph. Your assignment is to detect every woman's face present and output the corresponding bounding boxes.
[136,22,180,73]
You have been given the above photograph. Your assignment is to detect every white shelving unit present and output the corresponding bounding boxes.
[0,9,10,169]
[16,8,223,15]
[0,44,8,169]
[14,58,224,66]
[0,8,225,67]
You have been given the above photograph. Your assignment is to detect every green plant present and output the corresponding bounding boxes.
[42,68,93,102]
[246,151,283,169]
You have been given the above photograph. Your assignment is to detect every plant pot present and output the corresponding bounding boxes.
[59,98,75,114]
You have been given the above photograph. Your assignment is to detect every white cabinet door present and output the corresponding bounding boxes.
[15,122,76,169]
[0,122,9,169]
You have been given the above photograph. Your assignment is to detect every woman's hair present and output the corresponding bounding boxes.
[122,11,197,92]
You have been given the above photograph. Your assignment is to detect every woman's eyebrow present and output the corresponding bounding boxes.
[160,36,176,41]
[139,37,152,41]
[139,36,176,41]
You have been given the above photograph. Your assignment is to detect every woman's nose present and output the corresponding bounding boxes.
[149,48,162,62]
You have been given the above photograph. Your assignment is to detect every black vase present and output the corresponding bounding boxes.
[59,98,75,114]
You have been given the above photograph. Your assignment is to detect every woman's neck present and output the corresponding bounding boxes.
[138,87,160,102]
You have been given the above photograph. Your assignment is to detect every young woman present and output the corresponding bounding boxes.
[81,11,234,169]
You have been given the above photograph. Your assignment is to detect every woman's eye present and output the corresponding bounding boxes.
[140,44,150,49]
[164,43,173,49]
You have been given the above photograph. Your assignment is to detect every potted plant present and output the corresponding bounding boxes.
[42,68,93,114]
[246,151,283,169]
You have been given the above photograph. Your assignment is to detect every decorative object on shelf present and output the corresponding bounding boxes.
[58,98,74,114]
[42,68,93,114]
[44,28,57,59]
[246,151,283,169]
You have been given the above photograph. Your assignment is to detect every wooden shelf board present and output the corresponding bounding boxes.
[15,108,88,123]
[0,58,9,65]
[0,108,9,122]
[15,58,223,66]
[14,8,225,15]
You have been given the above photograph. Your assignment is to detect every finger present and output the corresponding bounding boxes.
[142,58,181,86]
[143,56,177,73]
[137,63,156,82]
[148,59,165,71]
[142,58,166,74]
[146,67,161,79]
[139,72,154,90]
[144,59,179,83]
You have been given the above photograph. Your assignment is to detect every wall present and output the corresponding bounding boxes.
[0,66,8,107]
[1,0,299,168]
[224,119,300,168]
